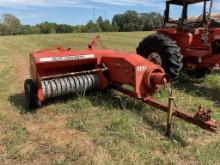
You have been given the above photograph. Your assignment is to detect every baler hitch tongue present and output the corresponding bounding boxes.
[88,35,101,50]
[193,106,218,133]
[162,81,217,136]
[170,102,218,134]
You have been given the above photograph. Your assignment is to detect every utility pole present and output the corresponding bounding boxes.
[93,5,96,22]
[105,9,107,20]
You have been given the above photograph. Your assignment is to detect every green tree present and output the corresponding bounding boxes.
[140,12,163,31]
[85,21,101,33]
[20,25,41,35]
[1,14,21,35]
[0,11,163,35]
[111,22,119,32]
[112,11,163,32]
[97,16,113,32]
[97,16,104,28]
[31,26,41,34]
[112,11,142,32]
[103,20,112,32]
[73,25,85,32]
[21,25,32,34]
[38,22,57,34]
[56,24,73,33]
[0,24,3,35]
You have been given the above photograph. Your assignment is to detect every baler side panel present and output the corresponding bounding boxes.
[101,57,134,85]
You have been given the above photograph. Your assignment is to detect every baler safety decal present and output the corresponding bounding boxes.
[39,54,95,63]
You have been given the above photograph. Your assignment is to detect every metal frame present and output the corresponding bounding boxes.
[164,0,212,26]
[26,36,218,135]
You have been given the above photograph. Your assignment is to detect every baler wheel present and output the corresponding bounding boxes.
[137,34,183,80]
[24,79,38,109]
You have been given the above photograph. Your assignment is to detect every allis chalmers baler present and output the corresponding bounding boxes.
[24,36,217,135]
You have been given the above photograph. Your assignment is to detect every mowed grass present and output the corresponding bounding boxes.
[0,32,220,165]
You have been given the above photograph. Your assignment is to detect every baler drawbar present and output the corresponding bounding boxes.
[24,36,218,135]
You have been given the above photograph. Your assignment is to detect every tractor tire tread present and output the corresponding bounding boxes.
[137,33,183,80]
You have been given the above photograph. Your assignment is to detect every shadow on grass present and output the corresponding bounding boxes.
[8,92,33,114]
[8,89,187,145]
[175,72,220,106]
[8,92,80,114]
[86,89,188,146]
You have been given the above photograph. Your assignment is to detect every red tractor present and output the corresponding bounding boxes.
[137,0,220,80]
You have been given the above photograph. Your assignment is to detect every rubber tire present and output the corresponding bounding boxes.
[137,33,183,80]
[24,79,38,109]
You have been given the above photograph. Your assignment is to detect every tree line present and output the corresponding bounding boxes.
[0,11,163,35]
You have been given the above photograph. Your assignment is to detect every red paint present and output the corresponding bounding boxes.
[30,46,168,100]
[28,36,217,133]
[157,27,220,69]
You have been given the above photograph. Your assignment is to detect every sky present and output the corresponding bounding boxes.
[0,0,219,25]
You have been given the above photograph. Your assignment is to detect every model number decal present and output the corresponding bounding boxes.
[136,66,147,72]
[39,54,95,63]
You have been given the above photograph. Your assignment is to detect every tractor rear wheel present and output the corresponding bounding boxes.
[137,34,183,80]
[24,79,38,109]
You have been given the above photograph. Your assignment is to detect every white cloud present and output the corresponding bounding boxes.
[18,13,39,19]
[0,0,83,7]
[90,0,162,7]
[0,0,161,7]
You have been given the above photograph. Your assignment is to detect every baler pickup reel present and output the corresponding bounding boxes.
[24,36,218,135]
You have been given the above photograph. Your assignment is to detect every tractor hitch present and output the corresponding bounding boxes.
[111,83,218,135]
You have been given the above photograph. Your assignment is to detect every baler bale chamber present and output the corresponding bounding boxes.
[28,48,105,103]
[24,36,217,135]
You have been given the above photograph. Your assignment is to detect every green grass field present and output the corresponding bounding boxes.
[0,32,220,165]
